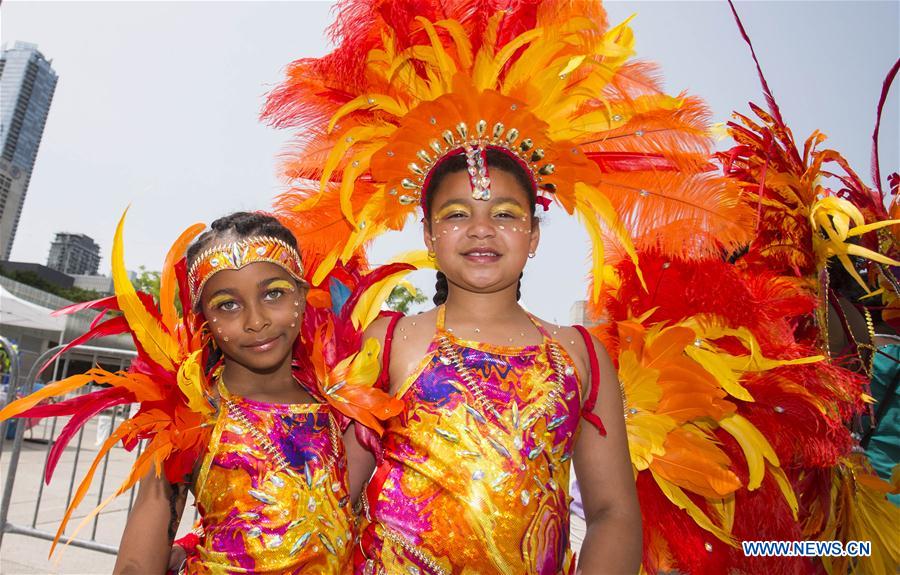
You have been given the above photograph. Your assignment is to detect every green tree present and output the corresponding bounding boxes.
[385,283,427,314]
[132,266,161,302]
[131,266,183,314]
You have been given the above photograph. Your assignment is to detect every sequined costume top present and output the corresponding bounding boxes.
[185,381,353,574]
[357,307,603,575]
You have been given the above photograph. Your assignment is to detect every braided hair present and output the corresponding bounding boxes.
[186,211,299,267]
[186,211,300,370]
[423,149,538,305]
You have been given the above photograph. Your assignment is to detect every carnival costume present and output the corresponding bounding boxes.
[0,212,407,573]
[357,307,600,574]
[264,0,900,573]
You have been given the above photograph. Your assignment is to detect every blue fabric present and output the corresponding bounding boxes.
[329,277,351,315]
[865,344,900,506]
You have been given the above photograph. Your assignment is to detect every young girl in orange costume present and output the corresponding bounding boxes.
[0,211,402,574]
[353,149,641,574]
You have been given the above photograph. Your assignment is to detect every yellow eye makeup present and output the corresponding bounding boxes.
[490,202,528,219]
[265,279,296,292]
[433,203,471,222]
[208,294,235,309]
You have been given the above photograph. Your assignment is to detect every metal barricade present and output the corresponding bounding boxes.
[0,343,138,554]
[0,335,21,469]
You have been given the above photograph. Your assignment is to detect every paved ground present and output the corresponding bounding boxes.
[0,417,194,574]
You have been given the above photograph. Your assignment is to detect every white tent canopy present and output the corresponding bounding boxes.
[0,284,67,332]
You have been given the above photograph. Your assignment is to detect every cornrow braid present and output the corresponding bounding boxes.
[186,211,298,269]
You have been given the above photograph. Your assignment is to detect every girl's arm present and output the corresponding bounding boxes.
[113,468,188,575]
[344,424,376,505]
[573,336,642,574]
[341,314,393,504]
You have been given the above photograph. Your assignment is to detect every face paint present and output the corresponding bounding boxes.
[433,202,471,223]
[265,279,296,293]
[490,201,528,219]
[208,294,236,310]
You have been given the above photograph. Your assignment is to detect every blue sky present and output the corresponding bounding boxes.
[4,1,898,323]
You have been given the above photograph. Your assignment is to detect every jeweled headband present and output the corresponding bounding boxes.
[188,236,307,308]
[398,120,555,209]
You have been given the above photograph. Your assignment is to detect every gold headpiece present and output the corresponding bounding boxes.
[188,236,307,308]
[395,116,556,207]
[265,1,752,290]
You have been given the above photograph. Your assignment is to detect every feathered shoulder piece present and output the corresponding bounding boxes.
[0,211,405,552]
[0,211,211,551]
[294,254,414,435]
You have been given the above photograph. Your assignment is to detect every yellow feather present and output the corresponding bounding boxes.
[481,28,544,90]
[176,350,214,415]
[319,124,395,197]
[845,243,900,266]
[386,48,439,101]
[327,94,408,133]
[338,148,376,229]
[708,496,736,533]
[718,413,779,490]
[471,12,503,89]
[501,31,573,94]
[160,222,205,330]
[558,55,587,78]
[112,210,179,371]
[338,186,393,264]
[846,218,900,237]
[767,462,799,520]
[351,251,433,330]
[683,346,755,401]
[576,202,606,303]
[312,250,341,287]
[346,337,382,388]
[414,17,456,91]
[651,471,737,546]
[576,183,645,293]
[434,19,473,69]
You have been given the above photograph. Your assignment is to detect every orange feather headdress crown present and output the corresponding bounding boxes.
[265,0,752,291]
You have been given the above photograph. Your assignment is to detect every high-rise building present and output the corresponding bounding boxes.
[0,42,58,260]
[47,232,101,276]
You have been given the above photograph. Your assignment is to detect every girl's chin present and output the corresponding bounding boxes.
[227,349,293,374]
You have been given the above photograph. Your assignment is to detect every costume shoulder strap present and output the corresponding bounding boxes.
[377,312,403,391]
[573,324,606,436]
[525,312,553,341]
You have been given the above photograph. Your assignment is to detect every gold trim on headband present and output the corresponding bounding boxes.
[392,120,553,207]
[188,236,307,308]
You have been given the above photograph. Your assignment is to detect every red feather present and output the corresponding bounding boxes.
[51,295,119,317]
[37,316,129,375]
[44,387,132,483]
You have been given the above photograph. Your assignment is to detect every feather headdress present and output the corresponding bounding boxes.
[263,0,753,293]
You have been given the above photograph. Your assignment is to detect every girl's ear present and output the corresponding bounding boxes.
[529,217,541,255]
[423,222,436,253]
